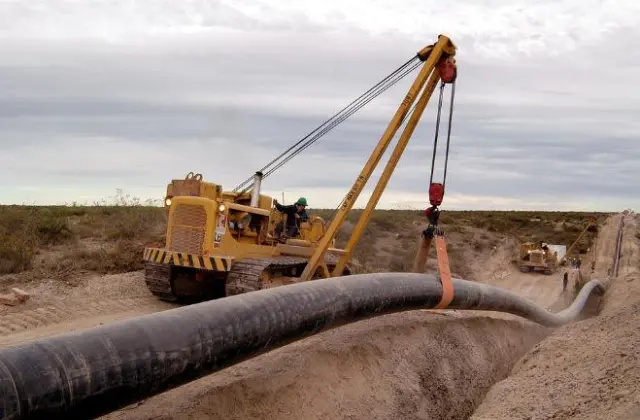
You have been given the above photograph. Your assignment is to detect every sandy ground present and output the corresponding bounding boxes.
[102,313,549,420]
[471,213,639,420]
[0,271,178,346]
[0,213,626,419]
[97,224,613,419]
[472,235,569,310]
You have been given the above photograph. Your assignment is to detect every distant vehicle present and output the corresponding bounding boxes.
[518,241,560,275]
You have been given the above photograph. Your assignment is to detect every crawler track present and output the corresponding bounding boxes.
[225,257,309,296]
[145,254,352,302]
[144,261,177,301]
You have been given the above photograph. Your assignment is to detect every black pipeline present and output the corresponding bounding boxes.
[0,273,605,420]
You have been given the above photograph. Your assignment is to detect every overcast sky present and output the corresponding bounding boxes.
[1,0,639,211]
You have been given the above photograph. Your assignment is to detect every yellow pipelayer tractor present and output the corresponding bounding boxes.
[518,242,559,274]
[143,35,458,302]
[518,216,599,275]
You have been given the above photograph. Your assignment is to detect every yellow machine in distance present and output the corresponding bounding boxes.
[518,217,599,275]
[142,34,459,302]
[518,241,559,275]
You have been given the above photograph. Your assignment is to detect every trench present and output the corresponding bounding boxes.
[103,213,626,420]
[99,311,553,420]
[0,215,625,420]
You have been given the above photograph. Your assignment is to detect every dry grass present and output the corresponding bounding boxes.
[0,191,166,279]
[0,192,611,284]
[314,208,609,276]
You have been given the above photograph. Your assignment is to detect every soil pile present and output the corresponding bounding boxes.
[102,312,548,420]
[471,214,639,420]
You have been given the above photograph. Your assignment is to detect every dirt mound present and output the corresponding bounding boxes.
[470,214,640,420]
[100,213,626,420]
[0,210,617,419]
[473,236,567,311]
[100,222,594,420]
[101,312,548,420]
[592,213,625,279]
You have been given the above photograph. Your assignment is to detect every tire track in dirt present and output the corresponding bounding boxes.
[0,298,151,334]
[0,271,177,347]
[0,297,175,346]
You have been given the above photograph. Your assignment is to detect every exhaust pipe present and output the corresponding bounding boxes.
[250,171,263,207]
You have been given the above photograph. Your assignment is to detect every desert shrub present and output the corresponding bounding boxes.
[370,213,397,231]
[72,240,147,274]
[35,210,73,244]
[89,190,166,241]
[0,190,165,275]
[0,206,72,273]
[0,233,37,274]
[0,201,614,279]
[103,206,165,241]
[472,240,484,251]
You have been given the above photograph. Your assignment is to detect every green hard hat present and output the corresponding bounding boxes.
[296,197,308,206]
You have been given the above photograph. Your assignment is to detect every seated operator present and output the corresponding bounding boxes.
[273,197,309,238]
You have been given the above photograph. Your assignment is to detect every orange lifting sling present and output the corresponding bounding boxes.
[426,57,456,309]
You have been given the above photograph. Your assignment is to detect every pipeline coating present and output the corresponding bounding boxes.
[0,273,605,420]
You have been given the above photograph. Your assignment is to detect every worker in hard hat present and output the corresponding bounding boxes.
[273,197,309,238]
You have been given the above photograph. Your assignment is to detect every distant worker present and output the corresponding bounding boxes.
[577,258,582,269]
[273,197,309,238]
[563,272,568,291]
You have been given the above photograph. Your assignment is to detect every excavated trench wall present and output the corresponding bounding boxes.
[91,311,551,420]
[470,213,637,420]
[99,214,625,420]
[0,215,624,420]
[120,313,549,420]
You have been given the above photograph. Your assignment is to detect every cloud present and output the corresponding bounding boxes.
[0,0,639,212]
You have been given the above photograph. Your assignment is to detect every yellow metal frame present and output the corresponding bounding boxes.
[165,196,217,254]
[144,247,233,271]
[155,186,337,262]
[147,34,457,283]
[562,218,598,263]
[298,34,457,281]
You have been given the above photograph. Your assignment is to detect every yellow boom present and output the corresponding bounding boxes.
[299,35,457,281]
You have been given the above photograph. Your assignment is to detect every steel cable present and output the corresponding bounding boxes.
[234,57,422,192]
